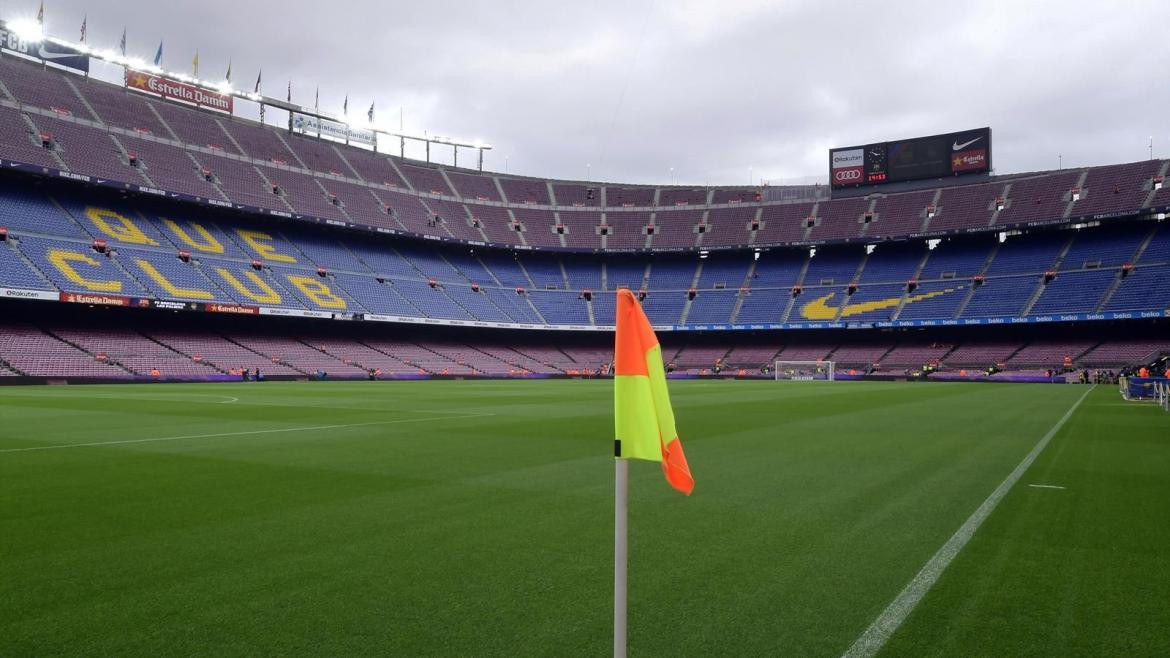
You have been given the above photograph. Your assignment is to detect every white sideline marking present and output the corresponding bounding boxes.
[218,397,239,404]
[1027,484,1066,490]
[0,413,497,454]
[841,385,1095,658]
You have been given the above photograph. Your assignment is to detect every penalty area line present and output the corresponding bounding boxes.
[0,413,497,454]
[841,385,1095,658]
[1027,484,1067,490]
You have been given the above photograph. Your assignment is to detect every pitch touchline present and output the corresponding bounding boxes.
[841,385,1095,658]
[0,413,497,454]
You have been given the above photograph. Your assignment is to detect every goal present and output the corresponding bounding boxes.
[774,360,835,381]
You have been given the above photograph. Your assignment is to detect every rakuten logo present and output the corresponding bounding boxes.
[831,148,863,167]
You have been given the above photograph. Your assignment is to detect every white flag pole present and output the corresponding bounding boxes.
[614,458,629,658]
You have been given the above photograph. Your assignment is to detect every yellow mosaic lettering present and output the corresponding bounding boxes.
[85,207,159,246]
[163,219,224,254]
[215,267,282,304]
[235,229,296,263]
[47,249,122,292]
[286,275,346,309]
[134,259,213,300]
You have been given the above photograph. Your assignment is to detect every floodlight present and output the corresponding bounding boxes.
[8,19,44,42]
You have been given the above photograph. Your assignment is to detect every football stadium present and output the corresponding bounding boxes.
[1,2,1169,656]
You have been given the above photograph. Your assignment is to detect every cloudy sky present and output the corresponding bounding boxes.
[8,0,1170,186]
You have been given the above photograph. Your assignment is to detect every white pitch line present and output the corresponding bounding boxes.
[1028,484,1067,490]
[0,413,497,454]
[841,385,1095,658]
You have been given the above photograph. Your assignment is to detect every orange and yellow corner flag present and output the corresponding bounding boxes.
[614,288,694,495]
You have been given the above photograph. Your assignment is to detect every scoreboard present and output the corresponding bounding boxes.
[830,127,991,189]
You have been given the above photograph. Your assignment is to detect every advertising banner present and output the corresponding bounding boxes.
[0,20,90,72]
[829,148,864,186]
[1,287,59,301]
[291,112,376,148]
[125,70,233,113]
[59,292,131,306]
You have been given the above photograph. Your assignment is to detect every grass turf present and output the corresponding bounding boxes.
[0,380,1166,656]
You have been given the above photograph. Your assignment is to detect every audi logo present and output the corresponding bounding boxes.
[834,169,862,181]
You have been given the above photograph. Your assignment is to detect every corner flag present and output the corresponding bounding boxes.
[614,288,694,494]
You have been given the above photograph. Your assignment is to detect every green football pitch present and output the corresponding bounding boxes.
[1,380,1167,656]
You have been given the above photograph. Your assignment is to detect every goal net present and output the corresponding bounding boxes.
[774,360,835,381]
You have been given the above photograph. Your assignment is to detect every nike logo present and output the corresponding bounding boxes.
[37,47,80,60]
[952,137,982,151]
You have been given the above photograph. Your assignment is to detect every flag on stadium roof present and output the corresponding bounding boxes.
[153,41,163,67]
[225,59,232,84]
[36,2,44,25]
[286,79,291,103]
[368,101,375,123]
[254,69,262,93]
[118,28,126,56]
[614,288,694,495]
[79,15,86,43]
[192,50,199,77]
[343,94,349,116]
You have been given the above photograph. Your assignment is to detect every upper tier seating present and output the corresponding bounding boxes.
[0,55,1161,253]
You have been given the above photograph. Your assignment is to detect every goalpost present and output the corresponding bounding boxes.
[774,360,835,381]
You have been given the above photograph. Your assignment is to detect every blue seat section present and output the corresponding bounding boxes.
[56,198,173,246]
[641,291,687,325]
[562,256,603,291]
[983,233,1066,275]
[1104,265,1170,311]
[1059,225,1146,270]
[735,288,788,323]
[396,245,467,283]
[199,258,306,309]
[120,247,236,303]
[697,255,750,289]
[685,290,737,324]
[268,265,367,312]
[443,251,497,286]
[0,182,89,238]
[803,248,862,286]
[479,253,531,288]
[749,251,806,289]
[288,232,371,273]
[839,283,909,322]
[592,292,616,325]
[144,214,251,259]
[348,243,425,279]
[918,238,994,280]
[962,275,1039,317]
[858,243,925,284]
[646,257,696,291]
[391,278,472,320]
[605,259,646,290]
[444,284,512,322]
[524,255,566,289]
[896,281,969,320]
[224,225,311,267]
[1030,269,1116,314]
[0,240,53,289]
[1138,223,1170,264]
[529,290,590,324]
[333,273,421,316]
[486,288,542,323]
[17,235,149,295]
